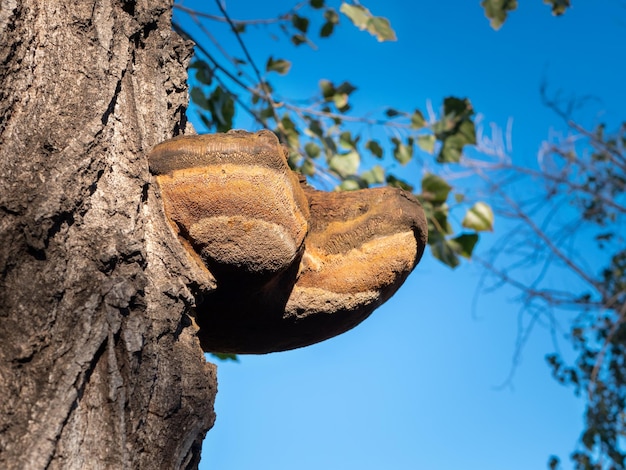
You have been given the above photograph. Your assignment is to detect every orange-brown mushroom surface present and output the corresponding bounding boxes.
[149,130,427,354]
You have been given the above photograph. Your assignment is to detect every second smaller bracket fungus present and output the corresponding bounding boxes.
[148,130,428,354]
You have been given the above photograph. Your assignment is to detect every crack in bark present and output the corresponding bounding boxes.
[44,334,109,470]
[101,76,123,126]
[121,0,136,17]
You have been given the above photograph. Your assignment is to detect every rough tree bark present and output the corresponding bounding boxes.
[0,1,217,468]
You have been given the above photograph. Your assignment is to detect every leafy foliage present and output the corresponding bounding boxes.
[266,57,291,75]
[190,85,234,132]
[462,202,494,232]
[434,98,477,163]
[210,353,239,362]
[544,0,571,16]
[480,0,518,30]
[339,3,397,42]
[481,0,572,30]
[175,1,491,270]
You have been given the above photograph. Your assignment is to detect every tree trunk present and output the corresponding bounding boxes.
[0,1,217,468]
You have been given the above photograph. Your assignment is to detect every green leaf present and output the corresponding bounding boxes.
[338,178,361,191]
[321,8,339,36]
[190,86,209,110]
[339,131,357,149]
[392,137,413,165]
[210,353,239,362]
[320,21,335,37]
[386,174,413,192]
[339,3,397,42]
[280,114,300,149]
[319,79,335,100]
[336,81,357,95]
[417,134,435,154]
[430,235,460,269]
[190,60,213,85]
[366,140,383,158]
[209,86,235,132]
[367,16,397,42]
[340,3,370,29]
[421,199,453,237]
[333,93,349,110]
[543,0,571,15]
[307,119,324,137]
[322,135,337,155]
[421,173,452,204]
[548,456,560,470]
[324,7,339,23]
[292,14,310,33]
[481,0,518,30]
[266,57,292,75]
[448,233,479,259]
[258,106,274,120]
[282,113,297,131]
[385,108,401,117]
[434,207,453,235]
[310,0,325,8]
[437,119,476,163]
[300,158,315,176]
[361,165,385,185]
[437,137,463,163]
[329,150,360,177]
[411,110,426,129]
[462,202,494,232]
[291,34,307,46]
[287,148,301,170]
[305,142,321,158]
[443,96,474,119]
[320,81,356,111]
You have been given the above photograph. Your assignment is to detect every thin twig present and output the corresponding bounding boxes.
[474,164,614,298]
[214,0,284,136]
[173,22,256,95]
[475,255,600,310]
[188,10,256,82]
[174,2,306,25]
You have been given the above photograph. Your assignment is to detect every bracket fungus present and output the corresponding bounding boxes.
[149,130,427,353]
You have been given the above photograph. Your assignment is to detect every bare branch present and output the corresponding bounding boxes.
[214,0,284,137]
[174,2,307,25]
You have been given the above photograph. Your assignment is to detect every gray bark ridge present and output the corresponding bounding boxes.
[0,2,216,469]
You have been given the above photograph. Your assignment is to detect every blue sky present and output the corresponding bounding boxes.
[174,1,626,468]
